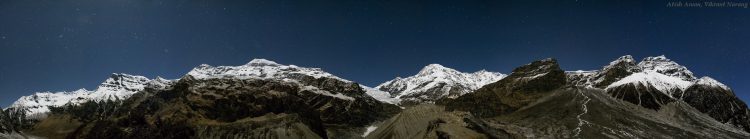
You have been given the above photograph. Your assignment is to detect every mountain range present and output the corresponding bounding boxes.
[3,55,749,139]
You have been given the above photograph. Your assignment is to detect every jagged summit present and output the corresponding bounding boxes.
[416,64,454,76]
[603,55,638,70]
[610,55,635,64]
[520,58,557,70]
[375,63,506,105]
[638,55,696,80]
[89,73,151,100]
[500,58,566,91]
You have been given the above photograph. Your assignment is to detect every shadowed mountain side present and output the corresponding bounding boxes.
[440,58,566,117]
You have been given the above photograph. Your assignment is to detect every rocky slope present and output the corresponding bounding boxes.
[375,64,506,105]
[364,104,495,139]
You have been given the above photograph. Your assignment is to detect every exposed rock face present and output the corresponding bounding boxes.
[375,64,505,105]
[442,58,566,117]
[681,77,750,132]
[605,81,676,110]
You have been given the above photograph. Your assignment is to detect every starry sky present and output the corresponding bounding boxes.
[1,0,749,107]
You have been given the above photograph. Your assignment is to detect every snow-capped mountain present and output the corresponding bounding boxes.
[594,55,719,97]
[9,73,161,116]
[569,55,701,90]
[7,57,750,138]
[375,64,506,105]
[567,55,750,131]
[9,59,393,117]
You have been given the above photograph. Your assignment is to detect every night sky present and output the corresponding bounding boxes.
[1,0,749,107]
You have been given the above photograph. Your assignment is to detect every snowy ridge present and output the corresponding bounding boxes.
[606,71,693,97]
[694,76,731,90]
[9,73,165,115]
[375,64,506,104]
[9,89,91,115]
[187,59,349,82]
[188,59,372,101]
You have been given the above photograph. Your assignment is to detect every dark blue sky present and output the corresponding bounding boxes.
[1,0,749,107]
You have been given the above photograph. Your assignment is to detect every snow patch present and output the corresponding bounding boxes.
[361,85,400,104]
[362,125,378,137]
[301,86,355,101]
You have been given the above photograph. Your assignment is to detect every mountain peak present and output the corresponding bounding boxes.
[417,64,456,76]
[247,58,281,67]
[609,55,636,65]
[638,55,695,80]
[512,58,560,74]
[101,73,150,86]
